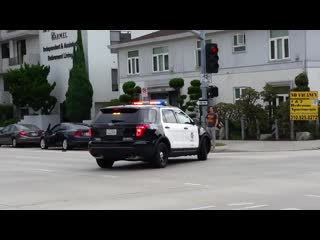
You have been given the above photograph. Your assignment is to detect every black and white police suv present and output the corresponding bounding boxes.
[88,100,211,169]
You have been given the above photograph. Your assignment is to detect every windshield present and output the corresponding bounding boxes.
[94,108,157,124]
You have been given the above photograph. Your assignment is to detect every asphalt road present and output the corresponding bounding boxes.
[1,146,320,210]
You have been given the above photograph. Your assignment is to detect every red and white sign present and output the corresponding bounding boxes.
[142,87,148,97]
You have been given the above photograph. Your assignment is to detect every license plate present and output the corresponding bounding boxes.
[31,133,38,136]
[106,129,117,136]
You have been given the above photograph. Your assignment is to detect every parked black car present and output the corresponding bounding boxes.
[0,124,44,147]
[40,123,92,150]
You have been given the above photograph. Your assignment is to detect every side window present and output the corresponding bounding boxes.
[2,125,11,133]
[175,111,192,124]
[51,124,61,134]
[140,109,157,123]
[10,125,18,132]
[162,109,178,124]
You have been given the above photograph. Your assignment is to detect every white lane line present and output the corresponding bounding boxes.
[228,202,254,206]
[233,204,268,210]
[187,205,216,210]
[281,208,301,210]
[305,194,320,198]
[101,175,119,178]
[184,183,202,186]
[28,169,55,172]
[15,156,41,159]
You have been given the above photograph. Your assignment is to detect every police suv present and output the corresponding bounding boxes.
[88,100,211,168]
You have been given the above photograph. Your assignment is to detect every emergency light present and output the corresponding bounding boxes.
[132,100,168,106]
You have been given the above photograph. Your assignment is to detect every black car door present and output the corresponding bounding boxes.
[46,124,61,146]
[54,124,68,146]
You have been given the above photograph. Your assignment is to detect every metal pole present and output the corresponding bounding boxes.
[290,120,295,140]
[241,117,245,140]
[200,30,208,128]
[225,118,229,140]
[275,119,279,141]
[316,119,319,139]
[256,118,260,140]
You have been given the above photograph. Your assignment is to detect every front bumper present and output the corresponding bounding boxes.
[88,140,155,160]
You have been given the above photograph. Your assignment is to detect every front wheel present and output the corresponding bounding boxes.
[40,138,48,150]
[152,142,169,168]
[96,158,115,168]
[197,138,209,161]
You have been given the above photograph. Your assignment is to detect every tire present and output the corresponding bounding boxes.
[96,158,115,169]
[40,138,48,150]
[62,139,72,150]
[197,138,209,161]
[12,138,19,148]
[152,142,169,168]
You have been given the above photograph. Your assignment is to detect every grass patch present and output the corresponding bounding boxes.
[215,142,226,147]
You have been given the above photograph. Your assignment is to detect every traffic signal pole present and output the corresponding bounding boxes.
[191,30,208,127]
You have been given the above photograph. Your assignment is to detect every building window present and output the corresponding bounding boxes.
[111,69,118,92]
[127,50,139,75]
[152,46,169,72]
[233,33,246,52]
[269,30,289,61]
[1,43,10,59]
[196,39,212,67]
[234,87,247,102]
[3,79,9,92]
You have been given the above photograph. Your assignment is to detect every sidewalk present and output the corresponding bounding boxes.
[214,140,320,152]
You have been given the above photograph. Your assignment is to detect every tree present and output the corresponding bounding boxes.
[4,63,57,115]
[260,83,278,128]
[120,81,141,104]
[185,80,201,118]
[293,72,310,91]
[65,30,93,122]
[169,78,185,108]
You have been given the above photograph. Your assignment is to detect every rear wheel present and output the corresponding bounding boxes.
[197,138,209,161]
[12,138,19,148]
[152,142,169,168]
[96,158,115,168]
[62,139,72,150]
[40,138,48,150]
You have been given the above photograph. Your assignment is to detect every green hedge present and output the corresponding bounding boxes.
[0,104,14,121]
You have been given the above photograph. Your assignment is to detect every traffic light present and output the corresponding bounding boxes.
[205,43,219,73]
[207,86,219,99]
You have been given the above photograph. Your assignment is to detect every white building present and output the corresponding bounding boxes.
[1,30,157,120]
[111,30,320,108]
[0,30,40,108]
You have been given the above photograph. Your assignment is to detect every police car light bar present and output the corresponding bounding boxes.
[132,100,168,106]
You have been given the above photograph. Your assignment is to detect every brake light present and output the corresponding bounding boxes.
[133,101,144,105]
[73,131,84,137]
[18,131,27,137]
[136,124,149,137]
[88,128,92,137]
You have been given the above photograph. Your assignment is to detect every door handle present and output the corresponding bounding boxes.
[184,127,188,130]
[165,126,170,129]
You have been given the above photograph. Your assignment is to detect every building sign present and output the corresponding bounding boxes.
[290,91,318,120]
[42,30,76,61]
[142,88,148,98]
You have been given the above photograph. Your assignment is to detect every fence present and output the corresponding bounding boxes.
[221,117,320,141]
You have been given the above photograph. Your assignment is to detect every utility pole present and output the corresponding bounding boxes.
[190,30,208,127]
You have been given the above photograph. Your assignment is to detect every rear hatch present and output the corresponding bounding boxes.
[92,107,156,142]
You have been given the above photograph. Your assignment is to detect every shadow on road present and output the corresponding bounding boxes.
[92,158,200,171]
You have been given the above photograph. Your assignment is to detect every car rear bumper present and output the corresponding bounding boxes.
[88,141,155,160]
[17,137,41,144]
[68,137,90,147]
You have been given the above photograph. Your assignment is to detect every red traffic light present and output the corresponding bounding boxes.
[212,47,218,54]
